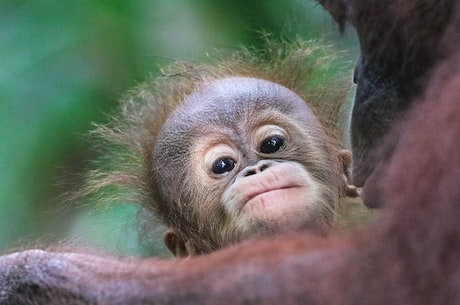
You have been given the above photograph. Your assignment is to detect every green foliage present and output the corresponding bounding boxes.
[0,0,357,255]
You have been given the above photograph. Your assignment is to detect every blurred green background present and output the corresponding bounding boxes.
[0,0,357,256]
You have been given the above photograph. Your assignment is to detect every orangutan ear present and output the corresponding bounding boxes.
[163,228,197,258]
[338,149,359,198]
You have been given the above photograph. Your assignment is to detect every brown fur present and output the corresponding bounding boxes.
[2,0,459,304]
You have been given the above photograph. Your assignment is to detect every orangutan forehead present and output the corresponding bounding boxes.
[180,77,315,121]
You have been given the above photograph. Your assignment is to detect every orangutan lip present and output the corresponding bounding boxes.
[245,185,298,204]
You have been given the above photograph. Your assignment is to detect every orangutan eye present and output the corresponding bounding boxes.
[212,158,236,175]
[259,135,285,154]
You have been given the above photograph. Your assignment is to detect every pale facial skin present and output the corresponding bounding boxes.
[154,77,356,256]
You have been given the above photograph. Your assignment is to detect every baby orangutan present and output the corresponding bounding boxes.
[93,41,358,257]
[156,77,357,257]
